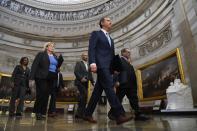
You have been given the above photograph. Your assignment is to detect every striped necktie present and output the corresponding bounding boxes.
[106,33,111,46]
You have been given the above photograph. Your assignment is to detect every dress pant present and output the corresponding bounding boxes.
[108,86,139,116]
[48,84,58,114]
[76,82,88,117]
[34,71,57,115]
[85,68,125,118]
[9,82,26,114]
[116,87,139,112]
[34,78,50,115]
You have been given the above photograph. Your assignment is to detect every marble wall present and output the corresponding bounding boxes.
[172,0,197,107]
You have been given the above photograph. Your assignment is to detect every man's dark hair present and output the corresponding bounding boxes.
[20,57,29,65]
[121,48,129,55]
[99,17,106,28]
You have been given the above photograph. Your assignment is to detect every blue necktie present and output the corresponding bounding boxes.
[106,33,111,46]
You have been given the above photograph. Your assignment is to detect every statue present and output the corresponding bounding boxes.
[166,79,193,110]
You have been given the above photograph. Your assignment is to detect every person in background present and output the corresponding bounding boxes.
[48,68,65,117]
[29,42,64,120]
[9,57,30,117]
[108,48,150,121]
[84,16,132,125]
[74,52,94,119]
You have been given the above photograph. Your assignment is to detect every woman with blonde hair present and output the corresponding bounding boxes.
[30,42,64,120]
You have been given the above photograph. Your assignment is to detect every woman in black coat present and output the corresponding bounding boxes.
[30,42,63,120]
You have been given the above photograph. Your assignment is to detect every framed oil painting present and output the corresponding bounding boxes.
[136,48,185,101]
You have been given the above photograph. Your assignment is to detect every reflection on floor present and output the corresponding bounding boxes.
[0,112,197,131]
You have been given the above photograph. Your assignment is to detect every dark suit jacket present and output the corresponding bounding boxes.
[88,30,115,69]
[110,54,122,72]
[74,61,94,86]
[118,57,137,89]
[30,51,64,80]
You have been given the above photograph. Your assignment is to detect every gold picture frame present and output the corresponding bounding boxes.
[136,48,185,101]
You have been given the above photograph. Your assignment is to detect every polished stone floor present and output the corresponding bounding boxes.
[0,111,197,131]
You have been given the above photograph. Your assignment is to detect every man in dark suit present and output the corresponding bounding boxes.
[108,48,150,121]
[74,52,94,119]
[84,17,132,125]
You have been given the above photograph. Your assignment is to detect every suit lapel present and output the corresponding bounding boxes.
[99,30,112,48]
[44,51,50,66]
[81,61,87,71]
[121,57,130,65]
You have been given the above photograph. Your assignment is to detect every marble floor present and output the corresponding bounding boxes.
[0,111,197,131]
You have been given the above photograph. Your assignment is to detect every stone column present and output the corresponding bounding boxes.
[173,0,197,107]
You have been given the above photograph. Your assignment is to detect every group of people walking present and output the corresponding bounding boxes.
[9,42,64,120]
[8,16,149,125]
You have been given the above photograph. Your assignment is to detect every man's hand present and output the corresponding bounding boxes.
[90,64,97,73]
[64,87,68,90]
[81,77,87,82]
[114,82,120,88]
[114,71,120,75]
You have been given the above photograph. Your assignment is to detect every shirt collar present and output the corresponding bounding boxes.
[121,56,128,61]
[101,29,108,35]
[82,60,87,64]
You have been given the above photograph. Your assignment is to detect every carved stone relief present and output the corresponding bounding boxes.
[138,25,172,56]
[0,0,145,37]
[0,0,127,21]
[144,8,151,18]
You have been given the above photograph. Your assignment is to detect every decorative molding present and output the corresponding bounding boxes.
[1,0,127,21]
[138,24,172,56]
[16,0,108,11]
[23,39,32,45]
[0,0,145,38]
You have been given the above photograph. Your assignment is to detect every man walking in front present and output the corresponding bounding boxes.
[84,17,132,125]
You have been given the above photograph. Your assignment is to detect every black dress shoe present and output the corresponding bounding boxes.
[75,114,83,119]
[135,114,150,121]
[116,115,133,125]
[48,112,57,117]
[83,116,97,123]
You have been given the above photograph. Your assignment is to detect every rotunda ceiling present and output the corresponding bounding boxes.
[0,0,151,40]
[34,0,95,5]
